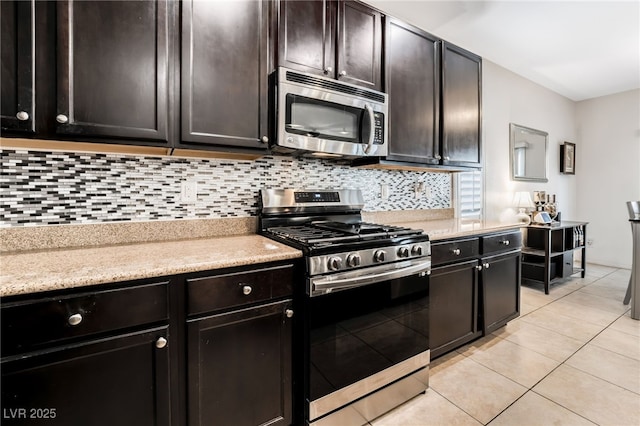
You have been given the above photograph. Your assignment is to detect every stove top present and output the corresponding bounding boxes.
[259,189,430,277]
[265,221,421,246]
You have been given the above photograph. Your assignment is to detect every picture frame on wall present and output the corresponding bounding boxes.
[560,142,575,174]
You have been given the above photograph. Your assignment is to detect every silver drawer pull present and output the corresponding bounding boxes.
[156,337,168,349]
[68,313,83,326]
[285,309,294,318]
[451,248,461,256]
[501,240,510,246]
[484,263,490,269]
[476,265,483,271]
[242,285,252,295]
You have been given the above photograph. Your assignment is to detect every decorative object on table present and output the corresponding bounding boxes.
[533,191,546,211]
[513,191,534,225]
[544,193,559,220]
[532,211,553,224]
[560,142,576,174]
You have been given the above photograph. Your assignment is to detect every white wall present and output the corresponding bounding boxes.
[575,89,640,268]
[482,60,577,224]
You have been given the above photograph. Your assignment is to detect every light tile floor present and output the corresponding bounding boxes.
[371,264,640,426]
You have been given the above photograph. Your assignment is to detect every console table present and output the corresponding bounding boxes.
[521,221,588,294]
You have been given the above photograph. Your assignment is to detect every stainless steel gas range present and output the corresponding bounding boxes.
[259,189,431,426]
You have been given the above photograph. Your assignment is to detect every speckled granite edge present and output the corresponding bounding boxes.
[0,235,302,297]
[363,208,454,224]
[0,217,257,253]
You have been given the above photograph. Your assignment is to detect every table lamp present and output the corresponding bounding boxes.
[513,191,534,225]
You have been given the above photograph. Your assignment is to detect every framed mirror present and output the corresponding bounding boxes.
[510,123,548,182]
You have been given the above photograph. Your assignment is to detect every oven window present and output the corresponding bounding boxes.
[285,94,362,142]
[308,276,429,401]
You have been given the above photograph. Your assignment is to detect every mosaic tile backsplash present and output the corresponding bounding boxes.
[0,149,451,227]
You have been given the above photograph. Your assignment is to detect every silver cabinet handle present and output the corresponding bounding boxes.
[16,111,29,121]
[156,337,168,349]
[339,70,347,77]
[324,67,333,74]
[444,156,450,161]
[435,154,442,160]
[285,309,294,318]
[261,135,269,143]
[451,248,461,256]
[68,313,83,326]
[242,285,252,295]
[476,265,483,271]
[501,240,510,246]
[56,114,69,124]
[484,263,490,269]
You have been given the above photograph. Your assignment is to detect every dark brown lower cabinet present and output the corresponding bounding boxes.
[480,250,521,335]
[429,259,481,359]
[1,327,171,426]
[187,299,293,426]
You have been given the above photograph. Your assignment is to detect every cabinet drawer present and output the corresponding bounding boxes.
[1,281,169,356]
[431,238,479,266]
[187,264,294,316]
[482,230,522,255]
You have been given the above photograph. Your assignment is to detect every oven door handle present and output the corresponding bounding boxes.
[310,259,431,296]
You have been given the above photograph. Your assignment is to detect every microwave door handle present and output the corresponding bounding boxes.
[363,104,375,154]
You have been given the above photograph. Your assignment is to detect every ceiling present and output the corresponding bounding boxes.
[364,0,640,101]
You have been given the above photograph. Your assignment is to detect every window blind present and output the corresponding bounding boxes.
[458,171,482,219]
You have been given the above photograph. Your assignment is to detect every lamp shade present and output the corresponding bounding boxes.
[513,191,534,209]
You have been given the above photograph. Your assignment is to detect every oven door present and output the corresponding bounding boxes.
[305,272,429,423]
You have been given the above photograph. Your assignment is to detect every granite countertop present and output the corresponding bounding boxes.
[0,235,302,297]
[0,213,522,298]
[384,218,524,241]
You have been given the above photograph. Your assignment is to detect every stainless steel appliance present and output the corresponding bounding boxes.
[272,67,388,158]
[259,189,430,425]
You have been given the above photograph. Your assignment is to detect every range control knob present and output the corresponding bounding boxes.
[373,250,386,263]
[397,247,410,258]
[328,256,343,271]
[346,254,361,268]
[411,245,424,256]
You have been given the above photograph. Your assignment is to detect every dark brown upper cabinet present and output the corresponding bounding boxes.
[277,0,382,91]
[55,0,172,145]
[384,18,440,165]
[441,41,482,168]
[180,0,270,151]
[1,0,35,133]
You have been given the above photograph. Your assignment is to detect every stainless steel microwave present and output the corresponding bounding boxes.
[272,67,388,158]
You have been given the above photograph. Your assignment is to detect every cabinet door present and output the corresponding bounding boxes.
[441,41,481,168]
[481,251,521,335]
[1,0,35,133]
[187,300,292,426]
[1,327,170,426]
[278,0,335,77]
[336,0,382,90]
[56,0,171,144]
[181,0,269,150]
[429,259,480,359]
[385,18,440,165]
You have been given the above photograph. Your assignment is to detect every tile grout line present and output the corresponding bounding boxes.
[483,269,634,424]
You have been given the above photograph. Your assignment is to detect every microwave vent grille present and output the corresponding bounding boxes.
[285,71,386,104]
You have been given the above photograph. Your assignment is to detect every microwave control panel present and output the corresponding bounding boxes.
[373,112,385,145]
